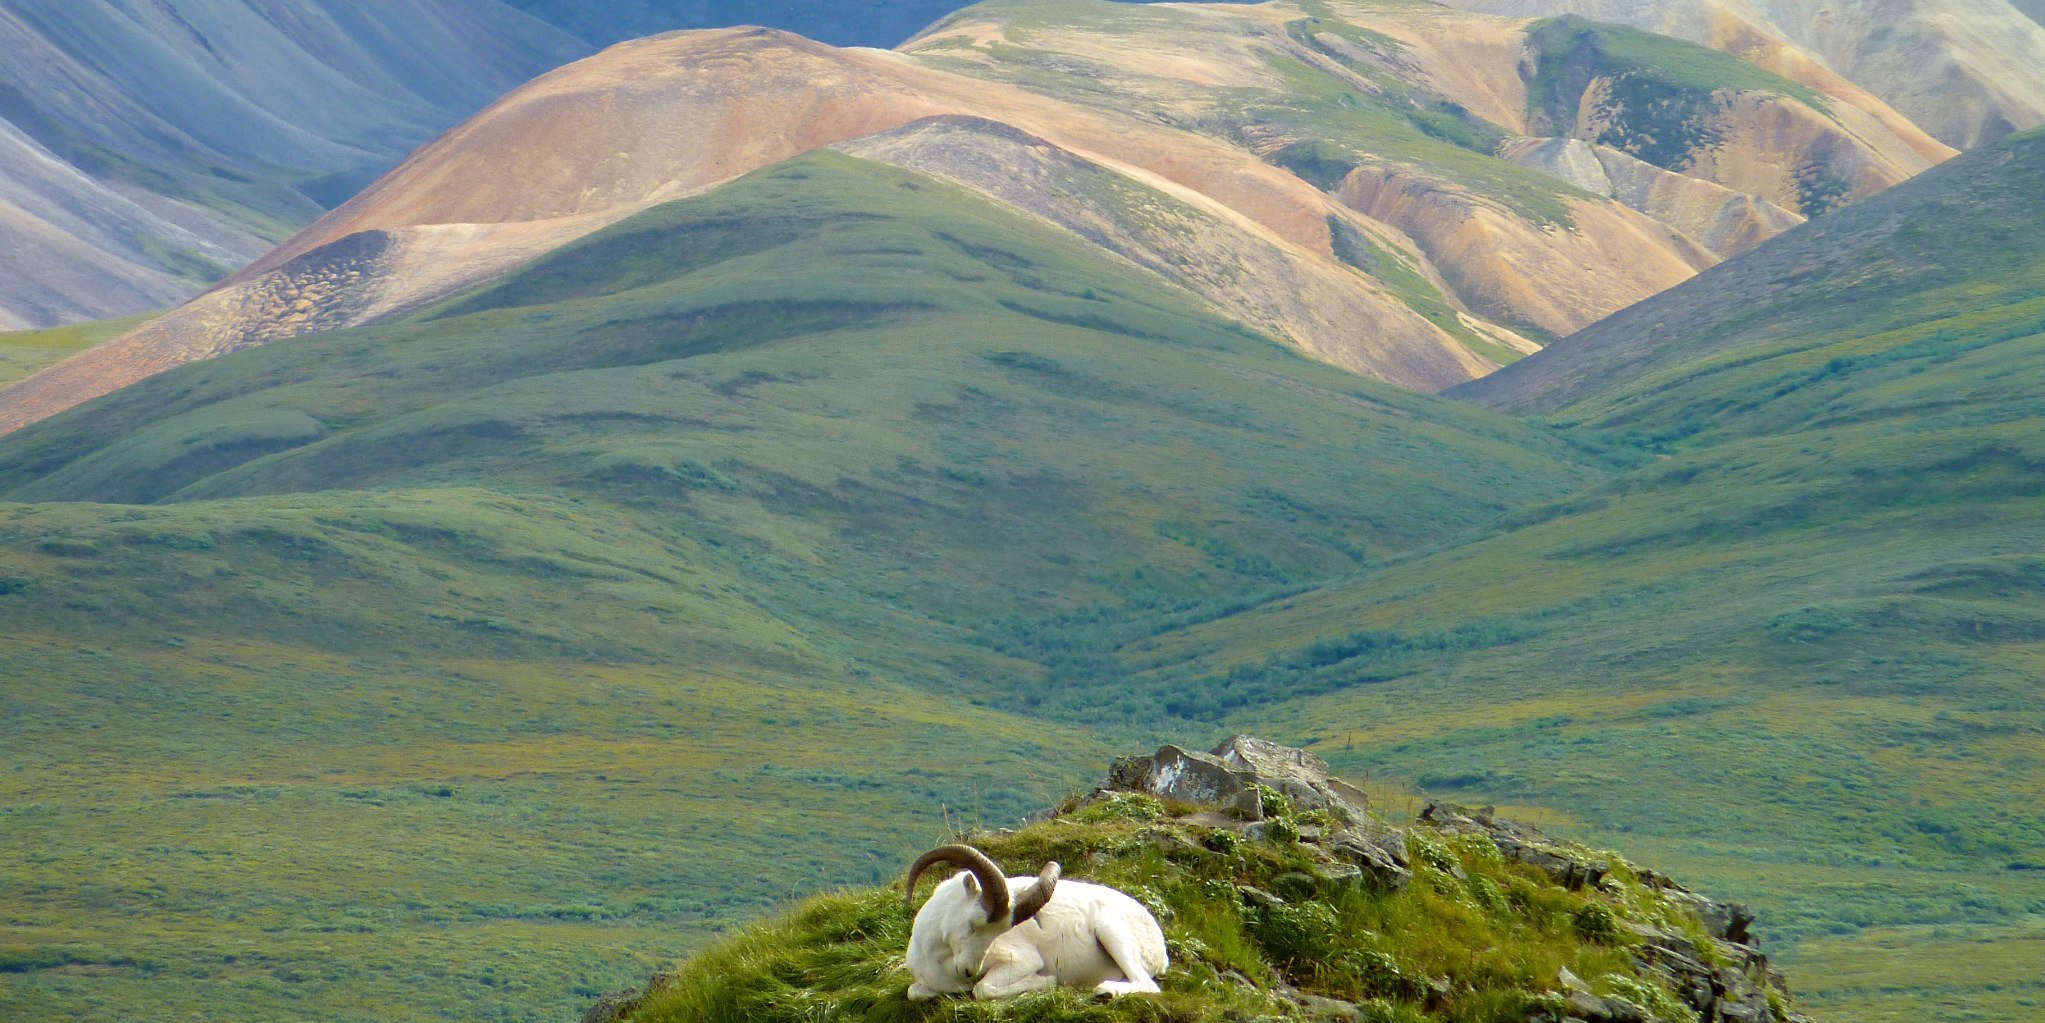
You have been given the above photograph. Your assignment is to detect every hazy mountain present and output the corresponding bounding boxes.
[502,0,969,47]
[0,0,1943,432]
[1439,0,2045,149]
[0,0,588,329]
[1455,129,2045,413]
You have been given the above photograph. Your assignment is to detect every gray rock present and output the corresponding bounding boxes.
[1682,893,1758,947]
[1308,861,1364,887]
[1565,990,1615,1021]
[1238,885,1287,910]
[1555,989,1654,1023]
[1106,744,1261,815]
[1327,830,1413,891]
[1638,866,1758,947]
[1099,737,1369,823]
[579,989,643,1023]
[1419,802,1607,889]
[1212,736,1371,821]
[1299,994,1364,1020]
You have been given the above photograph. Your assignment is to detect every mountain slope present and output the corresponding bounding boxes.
[1440,0,2045,150]
[1455,127,2045,414]
[0,0,588,328]
[0,151,1613,1023]
[502,0,968,48]
[1070,129,2045,1022]
[0,0,1946,433]
[0,316,147,386]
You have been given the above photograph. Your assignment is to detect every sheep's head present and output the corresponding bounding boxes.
[904,845,1060,993]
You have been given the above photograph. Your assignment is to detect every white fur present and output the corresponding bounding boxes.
[905,870,1168,1001]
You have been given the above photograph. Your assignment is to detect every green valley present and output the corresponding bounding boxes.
[2,7,2043,1022]
[0,152,1608,1023]
[1119,127,2045,1020]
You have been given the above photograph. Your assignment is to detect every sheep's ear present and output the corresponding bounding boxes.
[1011,861,1060,927]
[960,873,980,898]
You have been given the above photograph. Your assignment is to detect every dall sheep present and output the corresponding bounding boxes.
[903,845,1168,1001]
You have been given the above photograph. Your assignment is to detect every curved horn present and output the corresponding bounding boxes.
[904,844,1010,921]
[1010,861,1060,927]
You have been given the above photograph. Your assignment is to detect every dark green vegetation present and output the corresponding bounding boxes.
[624,794,1772,1023]
[0,152,1607,1023]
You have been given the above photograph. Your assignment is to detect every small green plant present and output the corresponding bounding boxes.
[1593,974,1701,1023]
[1573,903,1621,944]
[1255,784,1298,820]
[1070,792,1169,824]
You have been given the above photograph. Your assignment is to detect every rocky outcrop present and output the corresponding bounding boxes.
[1105,736,1374,823]
[1082,738,1419,892]
[1420,801,1797,1023]
[588,737,1804,1023]
[1420,801,1612,889]
[1096,739,1800,1023]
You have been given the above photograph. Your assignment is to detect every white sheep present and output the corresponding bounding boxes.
[902,844,1168,1001]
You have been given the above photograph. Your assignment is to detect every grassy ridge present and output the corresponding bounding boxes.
[1117,131,2045,1021]
[626,794,1772,1023]
[0,153,1605,1022]
[0,315,154,386]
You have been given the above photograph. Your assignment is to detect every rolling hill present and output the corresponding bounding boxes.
[3,5,2041,1023]
[1440,0,2045,150]
[0,0,1947,435]
[1084,127,2045,1022]
[0,0,588,329]
[0,150,1615,1023]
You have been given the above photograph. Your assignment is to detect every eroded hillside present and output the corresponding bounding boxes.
[1441,0,2045,149]
[0,0,1948,433]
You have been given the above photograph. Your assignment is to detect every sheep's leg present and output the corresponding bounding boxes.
[974,943,1053,1000]
[974,969,1057,1000]
[1091,924,1163,996]
[907,982,941,1002]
